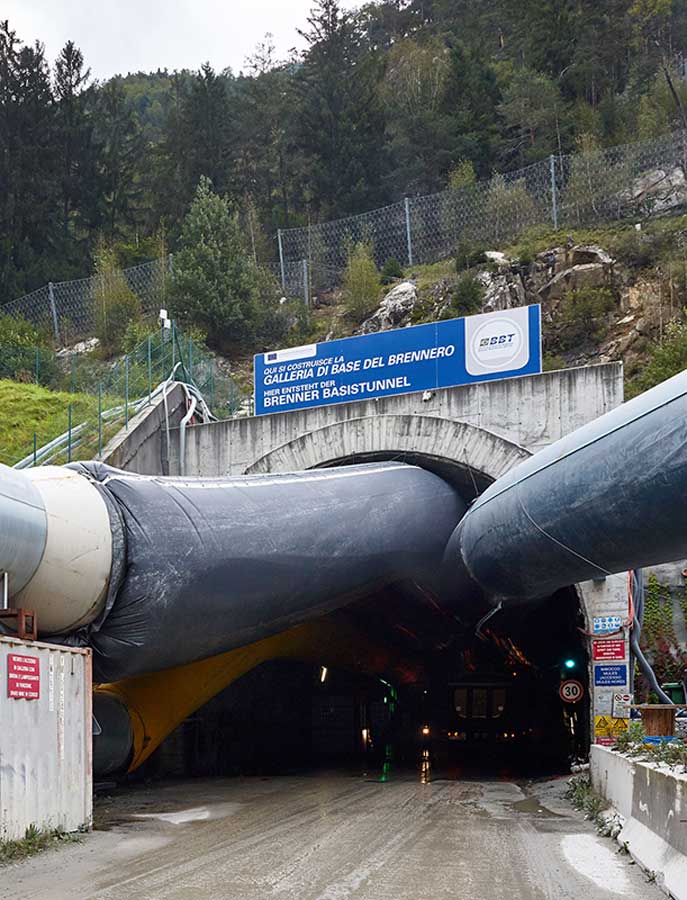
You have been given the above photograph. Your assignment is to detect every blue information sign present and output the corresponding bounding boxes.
[594,664,629,687]
[254,304,542,416]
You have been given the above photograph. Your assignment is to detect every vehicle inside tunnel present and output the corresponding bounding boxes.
[135,576,589,783]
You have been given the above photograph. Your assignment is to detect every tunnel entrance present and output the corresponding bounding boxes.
[141,578,588,782]
[136,450,590,783]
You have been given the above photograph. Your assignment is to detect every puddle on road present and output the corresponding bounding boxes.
[511,796,563,818]
[133,801,244,825]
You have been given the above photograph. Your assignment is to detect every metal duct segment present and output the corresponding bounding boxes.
[11,467,113,634]
[455,369,687,601]
[72,461,466,684]
[0,464,47,598]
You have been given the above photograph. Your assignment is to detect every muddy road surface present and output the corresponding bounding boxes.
[1,769,661,900]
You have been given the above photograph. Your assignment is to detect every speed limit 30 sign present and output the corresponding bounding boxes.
[559,680,584,703]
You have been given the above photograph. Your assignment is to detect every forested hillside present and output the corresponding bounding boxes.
[2,0,687,304]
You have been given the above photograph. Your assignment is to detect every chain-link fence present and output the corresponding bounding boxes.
[278,128,687,282]
[2,257,174,345]
[5,128,687,340]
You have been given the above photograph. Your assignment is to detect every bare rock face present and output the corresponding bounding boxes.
[619,165,687,216]
[359,281,417,333]
[570,245,614,267]
[477,268,526,312]
[538,262,611,302]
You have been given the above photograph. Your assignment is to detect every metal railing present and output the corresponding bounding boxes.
[1,326,247,468]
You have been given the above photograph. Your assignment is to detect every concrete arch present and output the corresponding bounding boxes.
[245,413,595,630]
[244,414,531,499]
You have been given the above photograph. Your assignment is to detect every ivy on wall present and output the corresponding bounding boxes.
[638,573,687,697]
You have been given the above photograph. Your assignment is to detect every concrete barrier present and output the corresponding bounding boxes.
[591,745,687,899]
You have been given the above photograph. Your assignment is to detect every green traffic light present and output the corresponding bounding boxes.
[564,658,576,670]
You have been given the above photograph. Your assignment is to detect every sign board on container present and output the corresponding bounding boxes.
[592,639,627,662]
[559,680,584,703]
[1,636,92,842]
[253,305,542,416]
[592,615,622,635]
[612,693,633,719]
[7,653,40,700]
[594,664,628,687]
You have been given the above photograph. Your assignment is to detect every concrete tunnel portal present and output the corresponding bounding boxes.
[4,361,687,780]
[105,438,593,780]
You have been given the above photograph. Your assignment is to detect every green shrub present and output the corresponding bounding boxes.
[343,241,380,320]
[0,313,48,348]
[449,274,484,317]
[381,257,404,285]
[0,314,57,385]
[554,287,615,351]
[455,237,486,272]
[627,316,687,398]
[93,241,142,357]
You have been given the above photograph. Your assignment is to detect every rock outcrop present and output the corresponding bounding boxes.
[619,165,687,216]
[360,281,417,333]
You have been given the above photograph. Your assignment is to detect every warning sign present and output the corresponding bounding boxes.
[594,715,629,740]
[612,693,633,719]
[7,654,40,700]
[595,736,616,747]
[592,639,626,662]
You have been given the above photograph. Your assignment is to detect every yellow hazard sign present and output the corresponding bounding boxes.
[594,715,629,738]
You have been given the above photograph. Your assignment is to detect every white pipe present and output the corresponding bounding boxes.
[178,392,197,477]
[14,467,113,634]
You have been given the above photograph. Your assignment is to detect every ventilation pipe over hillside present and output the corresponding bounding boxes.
[449,370,687,602]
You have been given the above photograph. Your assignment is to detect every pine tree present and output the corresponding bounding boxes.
[297,0,388,217]
[171,177,263,347]
[53,41,96,260]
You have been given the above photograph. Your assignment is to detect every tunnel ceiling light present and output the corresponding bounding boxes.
[320,665,328,683]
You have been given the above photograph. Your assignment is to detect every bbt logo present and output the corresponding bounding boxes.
[479,333,516,348]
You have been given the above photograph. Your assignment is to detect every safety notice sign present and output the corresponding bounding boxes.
[7,653,40,700]
[594,664,628,687]
[594,715,629,739]
[592,639,626,661]
[592,616,622,635]
[612,693,633,719]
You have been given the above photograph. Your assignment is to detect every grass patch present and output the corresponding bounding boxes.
[407,258,456,291]
[0,825,82,865]
[0,380,122,467]
[565,775,619,837]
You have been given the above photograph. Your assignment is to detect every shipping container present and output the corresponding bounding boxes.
[0,636,92,842]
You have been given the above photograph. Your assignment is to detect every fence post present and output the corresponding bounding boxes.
[125,355,129,431]
[67,403,72,463]
[98,383,103,459]
[147,335,152,404]
[278,229,286,290]
[33,433,37,467]
[48,282,60,345]
[404,198,414,266]
[35,348,40,385]
[549,154,559,230]
[302,259,310,307]
[188,337,193,382]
